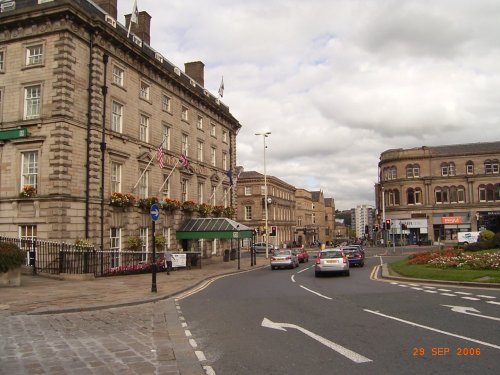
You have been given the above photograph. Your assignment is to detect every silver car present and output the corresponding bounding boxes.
[253,242,278,253]
[315,248,350,277]
[270,249,299,269]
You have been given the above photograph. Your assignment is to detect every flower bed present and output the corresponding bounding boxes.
[105,259,165,276]
[408,249,500,270]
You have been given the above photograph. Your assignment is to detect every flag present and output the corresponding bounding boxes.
[156,145,164,169]
[180,154,190,170]
[218,76,224,98]
[127,0,139,37]
[226,169,233,185]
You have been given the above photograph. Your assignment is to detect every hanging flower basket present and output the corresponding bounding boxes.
[127,236,143,251]
[19,185,37,198]
[196,203,213,217]
[138,197,159,211]
[212,205,225,217]
[110,192,136,207]
[181,200,197,212]
[223,207,235,218]
[162,198,182,211]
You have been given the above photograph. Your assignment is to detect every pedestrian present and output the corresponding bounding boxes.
[164,249,173,275]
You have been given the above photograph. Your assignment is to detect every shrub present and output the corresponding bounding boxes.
[480,230,495,241]
[138,197,159,211]
[127,236,143,251]
[0,242,26,273]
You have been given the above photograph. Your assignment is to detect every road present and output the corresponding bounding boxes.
[178,254,500,375]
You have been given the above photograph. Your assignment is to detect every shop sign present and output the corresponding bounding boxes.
[441,216,462,224]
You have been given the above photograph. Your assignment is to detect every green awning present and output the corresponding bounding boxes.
[176,218,254,239]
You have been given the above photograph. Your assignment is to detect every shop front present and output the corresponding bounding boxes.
[391,219,429,245]
[432,214,471,243]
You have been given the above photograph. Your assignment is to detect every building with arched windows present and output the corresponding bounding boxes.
[376,142,500,245]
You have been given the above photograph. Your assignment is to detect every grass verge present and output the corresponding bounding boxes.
[389,259,500,283]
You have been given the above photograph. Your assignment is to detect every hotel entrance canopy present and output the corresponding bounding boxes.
[176,218,254,239]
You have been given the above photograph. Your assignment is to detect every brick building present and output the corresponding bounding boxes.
[377,142,500,245]
[0,0,241,258]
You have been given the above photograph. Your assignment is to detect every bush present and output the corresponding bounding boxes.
[480,230,495,241]
[0,242,26,273]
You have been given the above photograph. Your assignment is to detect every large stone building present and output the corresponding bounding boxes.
[235,175,336,247]
[236,170,296,247]
[377,142,500,245]
[0,0,241,257]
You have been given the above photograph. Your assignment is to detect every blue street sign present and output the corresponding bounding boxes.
[150,203,160,221]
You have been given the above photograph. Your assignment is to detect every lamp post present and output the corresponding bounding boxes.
[256,132,271,258]
[381,186,386,247]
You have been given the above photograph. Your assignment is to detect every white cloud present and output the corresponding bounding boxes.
[119,0,500,210]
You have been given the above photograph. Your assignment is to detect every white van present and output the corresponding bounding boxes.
[457,231,480,244]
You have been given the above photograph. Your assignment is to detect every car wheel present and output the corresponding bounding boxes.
[315,271,320,277]
[271,266,275,270]
[345,270,350,276]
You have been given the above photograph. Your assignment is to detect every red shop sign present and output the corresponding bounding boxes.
[441,216,463,224]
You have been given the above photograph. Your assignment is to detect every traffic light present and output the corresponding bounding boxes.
[374,224,379,232]
[385,219,391,230]
[365,225,369,234]
[270,226,277,237]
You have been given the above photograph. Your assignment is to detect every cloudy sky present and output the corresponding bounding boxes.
[118,0,500,210]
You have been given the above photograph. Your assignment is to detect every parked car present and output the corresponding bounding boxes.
[294,248,309,263]
[342,248,365,267]
[315,248,349,277]
[253,242,278,253]
[270,249,299,269]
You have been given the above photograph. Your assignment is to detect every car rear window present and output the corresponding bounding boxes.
[320,251,342,259]
[276,250,291,256]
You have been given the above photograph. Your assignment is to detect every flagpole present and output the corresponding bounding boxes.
[219,168,242,205]
[209,176,225,203]
[158,159,179,193]
[132,136,166,192]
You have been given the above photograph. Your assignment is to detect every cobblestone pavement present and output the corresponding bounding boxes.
[0,299,204,375]
[0,255,268,375]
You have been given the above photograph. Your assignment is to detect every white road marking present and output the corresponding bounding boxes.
[379,256,384,266]
[442,305,500,322]
[437,289,452,292]
[398,284,409,288]
[461,297,480,301]
[424,290,438,294]
[185,330,192,337]
[262,318,372,363]
[411,287,424,290]
[189,338,197,348]
[390,282,399,285]
[477,295,496,299]
[291,275,296,283]
[299,285,332,300]
[487,301,500,306]
[408,283,419,287]
[441,293,457,297]
[364,309,500,350]
[181,322,187,328]
[422,286,436,289]
[203,365,216,375]
[195,351,207,361]
[456,292,473,295]
[297,267,310,274]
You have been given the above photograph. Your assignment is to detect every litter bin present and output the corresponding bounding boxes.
[230,248,237,260]
[223,249,230,262]
[191,253,199,267]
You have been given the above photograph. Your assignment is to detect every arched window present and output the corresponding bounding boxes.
[387,189,400,206]
[484,159,499,174]
[407,188,415,205]
[458,185,465,203]
[441,162,455,176]
[406,164,420,178]
[435,186,450,204]
[465,160,474,175]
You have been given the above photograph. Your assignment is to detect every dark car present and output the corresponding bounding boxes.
[342,248,365,267]
[295,248,309,263]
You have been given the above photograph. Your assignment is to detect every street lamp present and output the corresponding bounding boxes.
[256,131,271,258]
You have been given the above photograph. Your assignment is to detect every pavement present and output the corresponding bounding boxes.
[0,255,268,316]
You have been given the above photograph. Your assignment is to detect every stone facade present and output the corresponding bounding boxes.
[377,142,500,245]
[236,171,296,247]
[0,0,240,258]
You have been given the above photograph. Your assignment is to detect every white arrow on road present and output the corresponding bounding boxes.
[261,318,372,364]
[442,305,500,322]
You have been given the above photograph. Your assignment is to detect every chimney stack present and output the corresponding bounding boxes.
[125,11,152,45]
[185,61,205,87]
[94,0,117,19]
